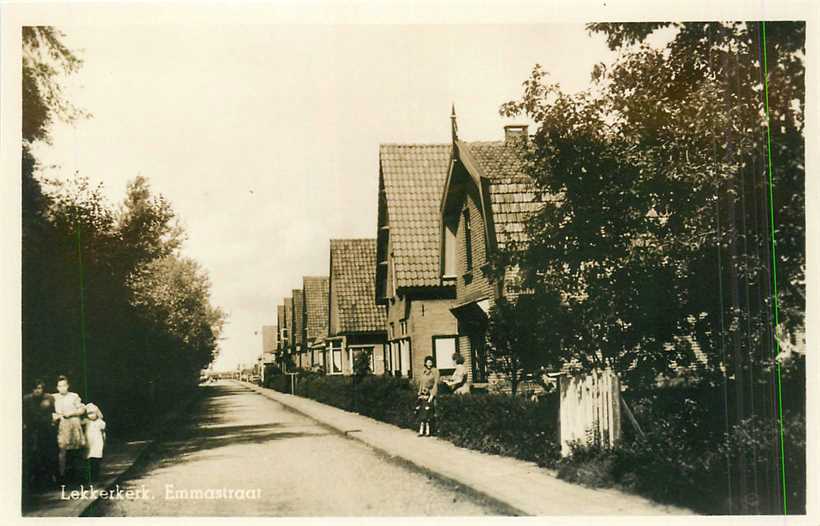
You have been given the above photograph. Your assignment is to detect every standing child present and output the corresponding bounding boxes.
[416,356,439,437]
[82,404,106,481]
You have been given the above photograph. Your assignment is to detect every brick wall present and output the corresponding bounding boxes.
[384,294,458,380]
[456,183,497,306]
[452,181,497,383]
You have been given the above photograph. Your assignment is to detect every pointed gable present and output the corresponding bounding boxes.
[460,141,542,250]
[303,276,329,342]
[379,144,452,288]
[283,297,292,346]
[329,239,386,334]
[291,290,304,347]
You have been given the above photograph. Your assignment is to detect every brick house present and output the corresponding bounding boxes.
[276,304,287,353]
[262,324,277,355]
[281,297,292,369]
[291,289,305,368]
[375,144,460,379]
[302,276,329,370]
[327,239,387,375]
[439,123,541,384]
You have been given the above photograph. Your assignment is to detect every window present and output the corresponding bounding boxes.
[463,208,473,271]
[390,341,400,376]
[383,344,391,374]
[470,334,487,383]
[400,339,412,378]
[444,223,457,277]
[329,340,343,374]
[399,319,407,336]
[433,336,458,375]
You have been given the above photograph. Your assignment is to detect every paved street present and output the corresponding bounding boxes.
[87,381,509,516]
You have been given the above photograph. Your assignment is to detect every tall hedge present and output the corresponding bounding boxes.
[270,373,562,467]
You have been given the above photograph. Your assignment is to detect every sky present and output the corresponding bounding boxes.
[31,23,617,371]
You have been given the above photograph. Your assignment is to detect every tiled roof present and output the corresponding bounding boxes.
[291,290,304,346]
[379,144,452,288]
[283,298,292,343]
[330,239,386,334]
[460,141,545,250]
[262,325,277,354]
[276,305,285,330]
[303,276,329,341]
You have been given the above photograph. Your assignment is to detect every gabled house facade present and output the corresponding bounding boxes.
[291,289,305,368]
[327,239,387,375]
[282,297,292,368]
[262,324,277,355]
[375,144,460,379]
[276,305,285,352]
[440,123,541,385]
[302,276,329,370]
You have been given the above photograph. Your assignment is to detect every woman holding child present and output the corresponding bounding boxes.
[53,375,86,481]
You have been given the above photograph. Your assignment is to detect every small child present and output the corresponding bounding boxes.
[414,394,433,437]
[82,403,106,480]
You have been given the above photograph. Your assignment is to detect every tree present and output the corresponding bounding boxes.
[22,26,86,146]
[486,294,562,396]
[500,22,805,389]
[500,22,805,514]
[352,348,372,378]
[21,27,225,435]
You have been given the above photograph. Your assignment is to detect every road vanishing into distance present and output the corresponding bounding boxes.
[87,382,508,516]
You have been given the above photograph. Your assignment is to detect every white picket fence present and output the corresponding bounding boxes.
[558,368,621,456]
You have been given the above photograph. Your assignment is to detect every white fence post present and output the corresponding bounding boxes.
[559,368,622,456]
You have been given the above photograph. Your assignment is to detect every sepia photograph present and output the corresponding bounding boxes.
[2,1,814,522]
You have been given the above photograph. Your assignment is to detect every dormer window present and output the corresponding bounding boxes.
[463,208,473,271]
[443,222,457,277]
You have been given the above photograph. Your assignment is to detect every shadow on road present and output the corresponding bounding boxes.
[121,383,331,476]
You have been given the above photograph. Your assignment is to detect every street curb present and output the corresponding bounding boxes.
[239,381,526,516]
[77,388,204,517]
[241,380,693,516]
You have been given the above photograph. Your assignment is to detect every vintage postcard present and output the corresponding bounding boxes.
[1,1,816,525]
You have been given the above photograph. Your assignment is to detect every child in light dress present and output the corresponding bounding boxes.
[82,403,106,480]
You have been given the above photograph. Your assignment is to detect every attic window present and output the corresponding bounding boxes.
[463,208,473,271]
[443,222,457,277]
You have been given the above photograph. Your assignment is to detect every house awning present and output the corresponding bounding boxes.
[450,298,491,323]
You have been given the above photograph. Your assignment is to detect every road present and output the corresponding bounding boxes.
[87,381,508,516]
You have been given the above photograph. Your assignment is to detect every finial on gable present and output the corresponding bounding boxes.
[450,103,458,144]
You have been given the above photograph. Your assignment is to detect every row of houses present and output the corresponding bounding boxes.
[262,114,540,389]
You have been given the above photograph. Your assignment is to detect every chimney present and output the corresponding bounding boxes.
[504,124,528,144]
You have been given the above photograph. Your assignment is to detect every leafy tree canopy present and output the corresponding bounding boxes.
[500,22,804,387]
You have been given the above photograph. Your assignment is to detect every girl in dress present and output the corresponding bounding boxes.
[53,376,86,482]
[83,403,106,480]
[416,356,439,437]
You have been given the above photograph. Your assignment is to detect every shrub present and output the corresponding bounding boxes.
[295,373,354,411]
[556,387,807,514]
[352,349,372,377]
[282,373,561,466]
[264,374,289,393]
[437,394,560,467]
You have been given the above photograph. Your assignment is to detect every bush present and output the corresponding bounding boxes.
[556,389,807,514]
[437,394,560,467]
[285,373,561,466]
[264,374,289,393]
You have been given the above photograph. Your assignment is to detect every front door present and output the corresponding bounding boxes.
[470,332,487,383]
